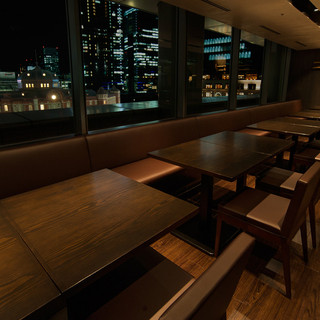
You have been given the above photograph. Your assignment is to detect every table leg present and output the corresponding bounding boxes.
[289,136,298,169]
[171,174,239,256]
[199,174,213,224]
[236,175,246,192]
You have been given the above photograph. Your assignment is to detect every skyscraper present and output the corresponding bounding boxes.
[80,0,109,90]
[107,2,124,90]
[42,47,60,75]
[123,8,158,96]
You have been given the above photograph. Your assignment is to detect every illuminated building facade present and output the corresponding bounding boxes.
[106,2,124,90]
[80,0,109,90]
[42,47,60,75]
[123,8,158,96]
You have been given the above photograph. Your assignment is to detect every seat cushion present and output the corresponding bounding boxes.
[237,128,271,136]
[257,167,302,197]
[219,188,290,231]
[87,247,194,320]
[112,158,182,184]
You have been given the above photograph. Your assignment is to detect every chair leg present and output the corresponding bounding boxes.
[220,312,227,320]
[309,204,317,249]
[280,240,291,298]
[215,215,222,257]
[300,221,308,263]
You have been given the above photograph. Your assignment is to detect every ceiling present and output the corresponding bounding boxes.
[113,0,320,50]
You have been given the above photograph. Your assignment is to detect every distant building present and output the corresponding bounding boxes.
[123,8,158,95]
[42,47,60,75]
[106,2,125,90]
[0,66,71,112]
[80,0,109,91]
[0,72,18,92]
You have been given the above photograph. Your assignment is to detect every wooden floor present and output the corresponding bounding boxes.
[151,175,320,320]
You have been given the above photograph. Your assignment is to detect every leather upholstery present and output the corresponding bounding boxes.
[158,233,254,320]
[0,99,302,200]
[86,118,199,171]
[220,188,289,231]
[0,137,91,199]
[216,161,320,297]
[112,158,182,184]
[87,233,254,320]
[196,109,251,137]
[256,165,319,248]
[257,167,303,196]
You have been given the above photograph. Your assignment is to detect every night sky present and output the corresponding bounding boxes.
[0,1,69,73]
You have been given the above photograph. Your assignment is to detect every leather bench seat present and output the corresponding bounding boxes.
[196,108,252,137]
[236,128,271,136]
[112,157,183,184]
[86,117,199,186]
[0,99,303,200]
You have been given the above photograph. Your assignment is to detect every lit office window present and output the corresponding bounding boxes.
[0,0,74,145]
[237,31,264,108]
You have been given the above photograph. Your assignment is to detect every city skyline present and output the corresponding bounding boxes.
[0,1,69,73]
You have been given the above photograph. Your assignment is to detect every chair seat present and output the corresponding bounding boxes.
[257,167,302,197]
[219,188,290,231]
[307,140,320,150]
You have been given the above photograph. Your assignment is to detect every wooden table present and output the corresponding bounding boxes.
[272,116,320,128]
[200,131,294,155]
[247,119,320,138]
[149,132,293,255]
[0,215,61,320]
[289,110,320,120]
[307,106,320,110]
[0,169,198,317]
[247,119,320,167]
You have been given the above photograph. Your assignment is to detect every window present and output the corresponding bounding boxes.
[0,0,74,145]
[79,0,161,131]
[237,31,264,108]
[202,18,232,111]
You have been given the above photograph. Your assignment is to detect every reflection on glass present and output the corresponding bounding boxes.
[202,19,231,109]
[237,31,264,107]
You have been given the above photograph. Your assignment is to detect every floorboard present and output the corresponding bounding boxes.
[151,175,320,320]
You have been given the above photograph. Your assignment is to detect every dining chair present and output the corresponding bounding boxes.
[87,232,254,320]
[255,165,320,248]
[215,161,320,298]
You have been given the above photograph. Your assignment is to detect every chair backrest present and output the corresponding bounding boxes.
[158,233,255,320]
[282,161,320,239]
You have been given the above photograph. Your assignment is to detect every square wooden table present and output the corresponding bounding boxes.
[200,131,294,155]
[0,169,198,314]
[149,132,293,255]
[0,215,61,320]
[247,119,320,138]
[289,110,320,120]
[247,119,320,167]
[272,116,320,128]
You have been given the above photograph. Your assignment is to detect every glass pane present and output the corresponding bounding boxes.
[80,0,160,131]
[237,31,264,108]
[0,0,74,145]
[202,18,232,112]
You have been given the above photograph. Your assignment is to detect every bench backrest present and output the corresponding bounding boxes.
[86,117,199,171]
[0,136,91,199]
